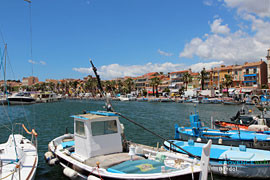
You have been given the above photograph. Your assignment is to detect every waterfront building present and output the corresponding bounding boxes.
[231,65,243,88]
[266,49,270,87]
[242,60,267,90]
[22,76,39,86]
[189,72,200,89]
[212,65,233,91]
[169,69,191,93]
[157,75,170,93]
[135,72,158,94]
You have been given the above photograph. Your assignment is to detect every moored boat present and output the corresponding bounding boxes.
[0,124,38,180]
[45,111,211,180]
[163,140,270,178]
[175,110,270,150]
[7,92,36,105]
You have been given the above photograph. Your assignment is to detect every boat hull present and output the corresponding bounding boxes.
[48,134,202,180]
[178,133,270,150]
[8,97,36,105]
[210,161,270,178]
[164,140,270,178]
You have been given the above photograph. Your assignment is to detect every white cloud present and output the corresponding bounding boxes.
[40,60,46,65]
[203,0,213,6]
[224,0,270,18]
[180,9,270,64]
[28,59,37,64]
[73,62,185,79]
[73,61,224,79]
[189,61,224,72]
[157,49,173,57]
[210,18,230,34]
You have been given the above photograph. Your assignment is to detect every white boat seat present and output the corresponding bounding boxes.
[84,152,145,169]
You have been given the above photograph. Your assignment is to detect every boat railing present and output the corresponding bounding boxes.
[13,123,38,148]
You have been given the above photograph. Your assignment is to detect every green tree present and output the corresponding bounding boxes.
[223,74,233,97]
[124,78,134,94]
[199,68,207,90]
[183,72,192,90]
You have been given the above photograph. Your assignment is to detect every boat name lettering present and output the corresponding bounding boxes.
[218,161,270,165]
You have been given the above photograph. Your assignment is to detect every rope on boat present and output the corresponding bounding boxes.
[22,124,38,137]
[0,164,20,180]
[116,112,199,159]
[88,165,103,180]
[0,170,15,180]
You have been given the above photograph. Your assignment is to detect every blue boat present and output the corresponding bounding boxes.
[163,140,270,178]
[174,110,270,150]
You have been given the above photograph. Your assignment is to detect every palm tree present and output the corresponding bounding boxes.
[223,74,233,97]
[124,78,134,94]
[116,80,123,94]
[150,78,156,96]
[199,68,207,90]
[183,72,192,90]
[178,86,185,96]
[150,77,161,97]
[154,77,161,97]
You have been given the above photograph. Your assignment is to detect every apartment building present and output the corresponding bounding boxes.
[242,60,267,88]
[22,76,39,86]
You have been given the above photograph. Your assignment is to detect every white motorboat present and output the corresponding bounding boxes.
[45,111,211,180]
[36,92,62,103]
[119,94,136,101]
[7,92,36,105]
[0,125,38,180]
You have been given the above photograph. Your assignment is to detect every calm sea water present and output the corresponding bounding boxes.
[0,100,259,180]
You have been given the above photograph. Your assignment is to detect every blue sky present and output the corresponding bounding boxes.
[0,0,270,81]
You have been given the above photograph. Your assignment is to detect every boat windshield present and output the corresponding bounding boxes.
[91,120,118,136]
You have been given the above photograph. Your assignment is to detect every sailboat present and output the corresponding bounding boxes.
[0,1,38,179]
[0,125,38,180]
[0,44,38,179]
[0,44,8,105]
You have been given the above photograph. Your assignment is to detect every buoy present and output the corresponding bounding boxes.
[88,175,101,180]
[44,151,54,162]
[48,158,59,166]
[196,137,201,142]
[63,167,78,180]
[218,138,223,144]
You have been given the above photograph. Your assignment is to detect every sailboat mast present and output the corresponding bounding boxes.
[4,44,7,95]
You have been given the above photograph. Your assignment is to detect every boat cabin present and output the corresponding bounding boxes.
[71,111,123,161]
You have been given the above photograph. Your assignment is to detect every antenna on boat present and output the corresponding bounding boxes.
[89,59,114,112]
[89,59,199,159]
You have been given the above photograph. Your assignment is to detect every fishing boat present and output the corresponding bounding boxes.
[214,106,270,131]
[163,140,270,178]
[45,110,211,180]
[45,60,212,180]
[174,109,270,150]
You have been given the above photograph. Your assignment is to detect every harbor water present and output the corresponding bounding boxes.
[0,100,259,180]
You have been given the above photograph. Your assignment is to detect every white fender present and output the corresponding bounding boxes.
[44,151,54,162]
[48,158,59,166]
[88,175,101,180]
[63,167,78,180]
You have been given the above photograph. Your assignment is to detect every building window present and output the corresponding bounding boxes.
[246,69,249,74]
[75,121,85,136]
[254,68,257,73]
[235,70,238,75]
[91,120,118,136]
